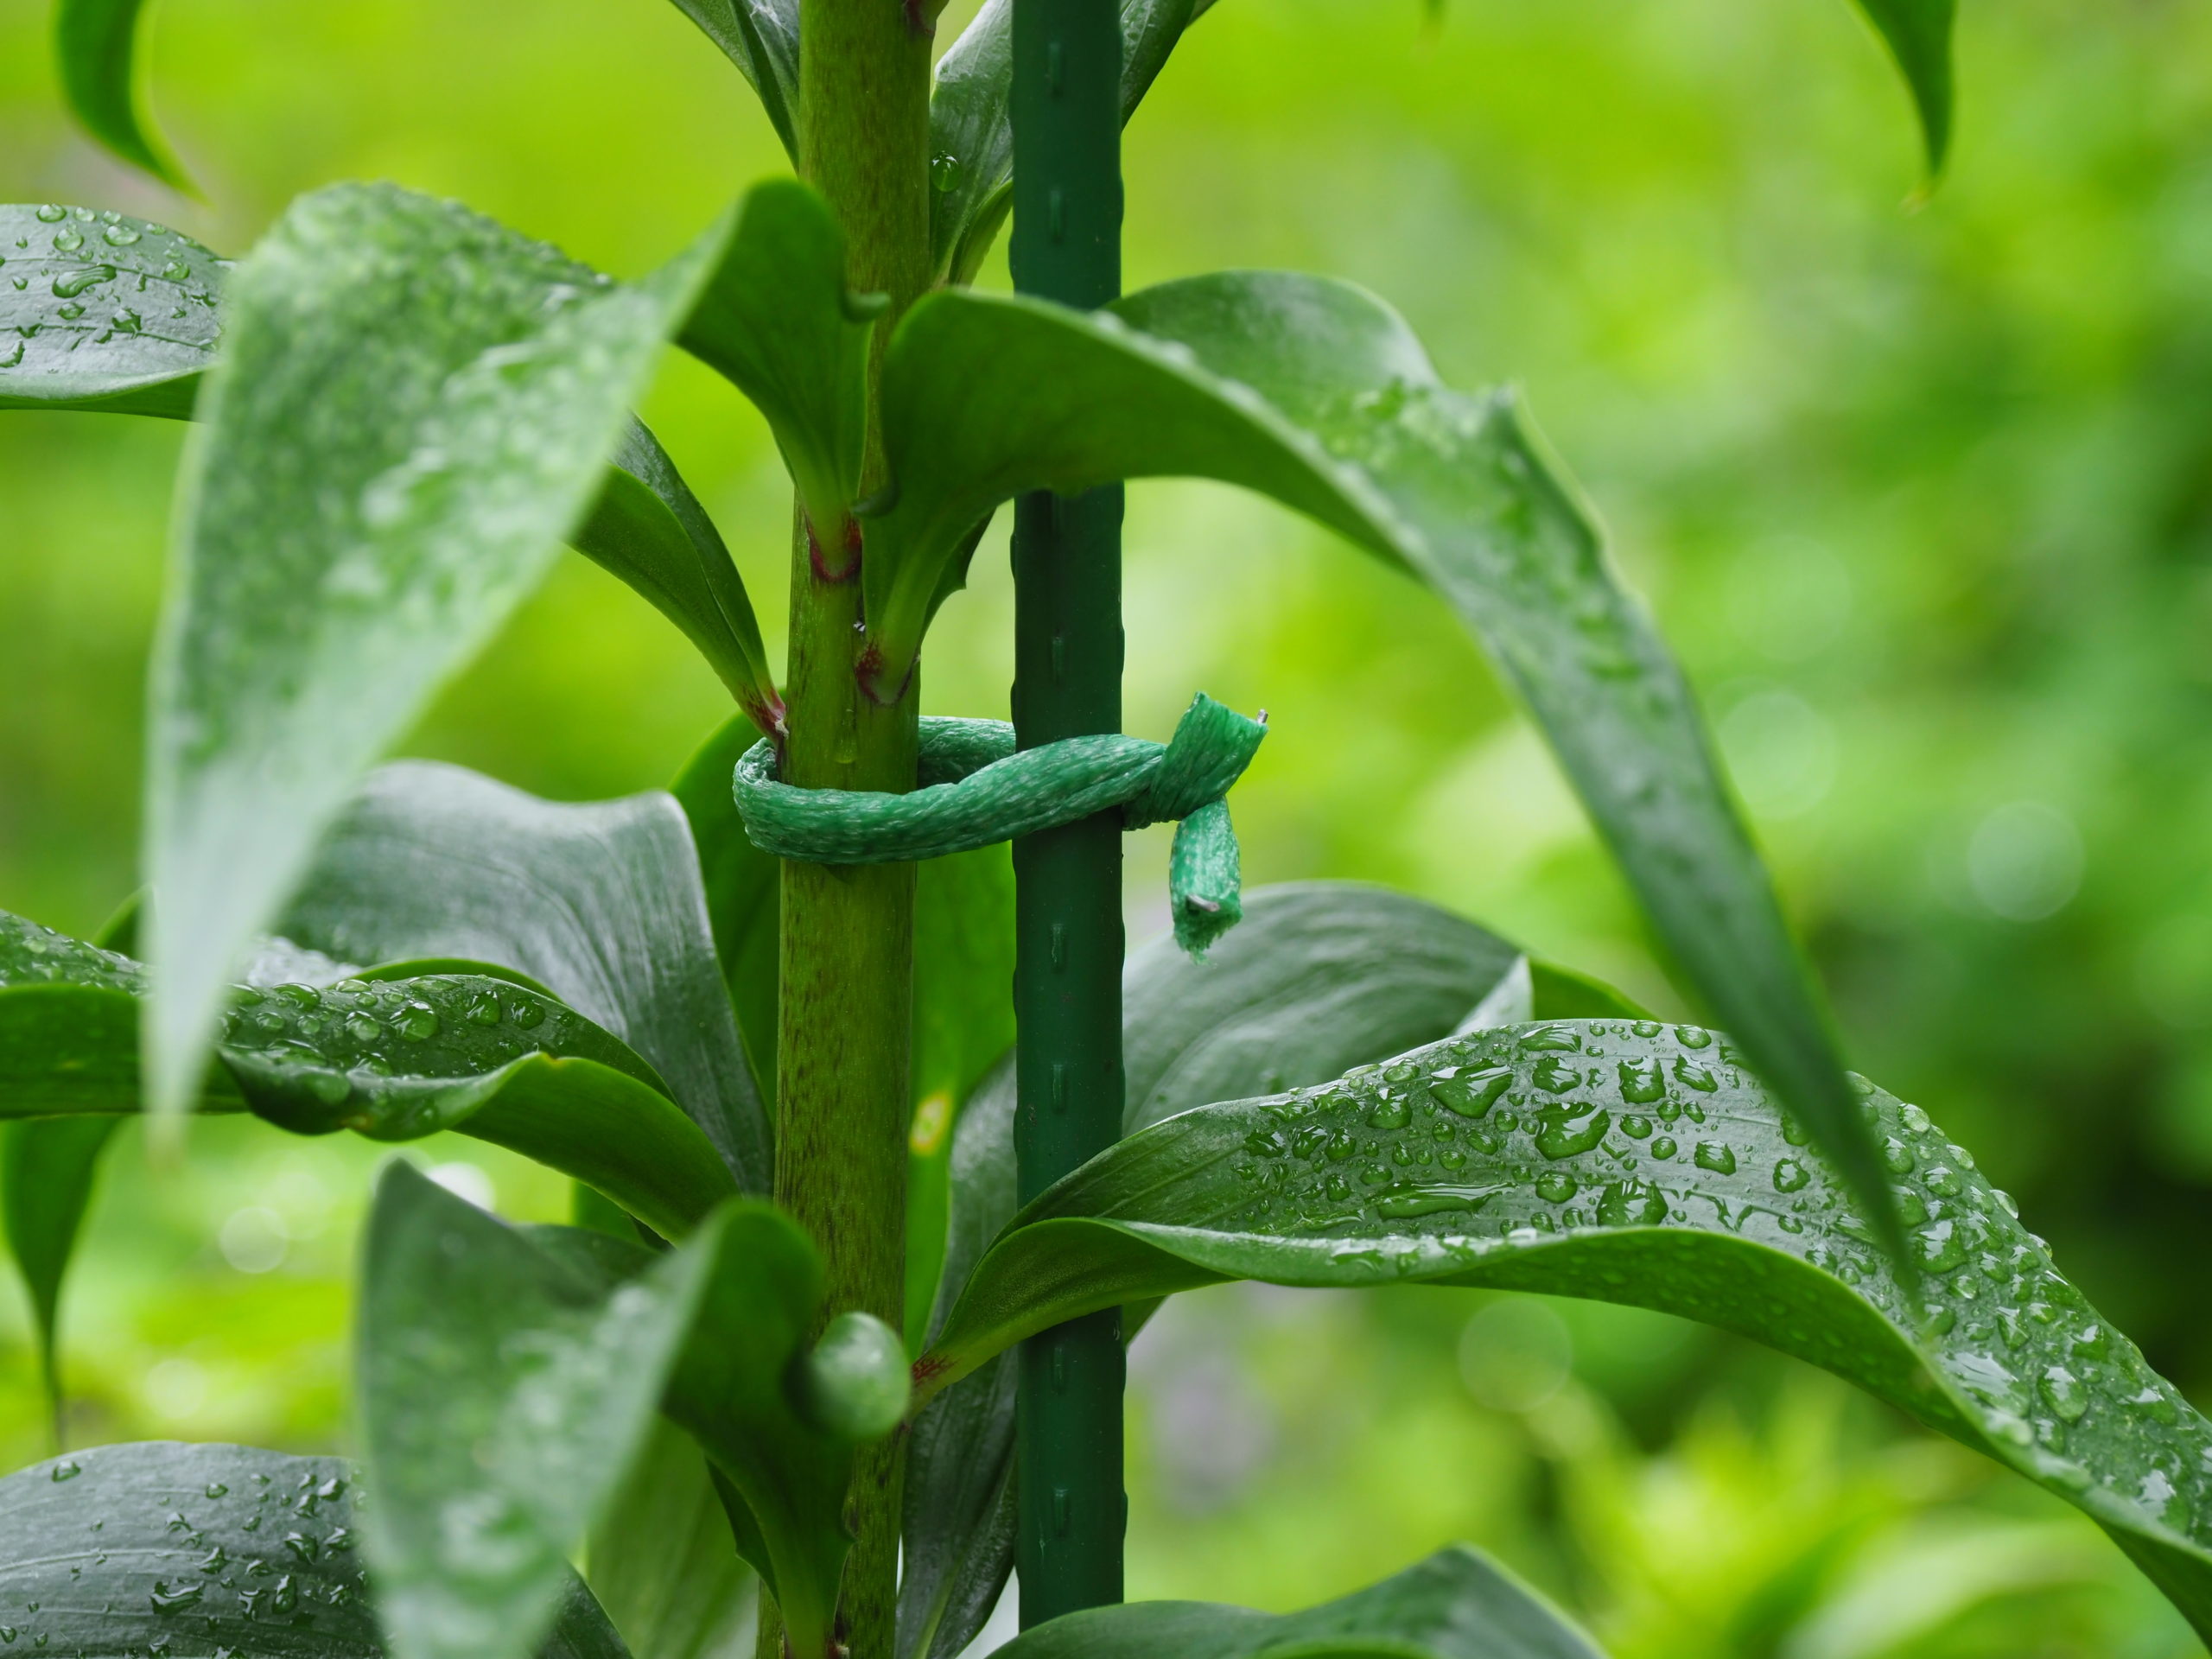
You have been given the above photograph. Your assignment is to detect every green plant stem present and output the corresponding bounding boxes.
[765,6,934,1659]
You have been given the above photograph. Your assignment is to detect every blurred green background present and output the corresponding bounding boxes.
[4,0,2211,1652]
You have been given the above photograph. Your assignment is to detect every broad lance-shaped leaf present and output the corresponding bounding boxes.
[898,882,1535,1659]
[143,183,721,1125]
[927,0,1224,287]
[272,759,771,1196]
[0,203,221,415]
[0,909,736,1239]
[0,1441,629,1658]
[1,1116,118,1433]
[997,1545,1601,1659]
[920,1019,2212,1642]
[360,1164,906,1659]
[52,0,194,190]
[865,272,1899,1262]
[587,1423,756,1659]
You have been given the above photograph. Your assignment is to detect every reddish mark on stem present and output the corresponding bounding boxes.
[854,640,915,708]
[742,691,789,746]
[808,515,863,583]
[909,1352,951,1389]
[902,0,933,38]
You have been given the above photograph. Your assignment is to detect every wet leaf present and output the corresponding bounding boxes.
[0,909,736,1240]
[145,182,719,1126]
[0,202,220,414]
[0,1440,628,1658]
[996,1544,1601,1659]
[921,1019,2212,1642]
[868,272,1898,1261]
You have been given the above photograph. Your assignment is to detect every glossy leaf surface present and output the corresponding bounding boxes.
[147,182,715,1123]
[361,1167,895,1659]
[0,1440,628,1659]
[869,272,1895,1256]
[0,203,220,415]
[272,759,770,1194]
[576,422,782,732]
[671,716,779,1096]
[0,909,736,1239]
[0,1115,118,1425]
[676,179,874,550]
[997,1545,1601,1659]
[898,882,1525,1659]
[662,0,798,162]
[924,1020,2212,1641]
[926,0,1219,285]
[52,0,193,188]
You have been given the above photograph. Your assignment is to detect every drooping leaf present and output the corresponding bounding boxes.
[0,1115,119,1433]
[676,178,874,552]
[1852,0,1956,175]
[0,909,736,1239]
[144,182,720,1127]
[927,0,1221,286]
[0,203,220,414]
[660,0,799,162]
[576,422,783,734]
[996,1544,1603,1659]
[898,882,1527,1659]
[671,715,780,1096]
[866,272,1899,1262]
[921,1019,2212,1643]
[360,1166,904,1659]
[0,1440,630,1659]
[588,1422,756,1659]
[51,0,194,190]
[272,759,771,1195]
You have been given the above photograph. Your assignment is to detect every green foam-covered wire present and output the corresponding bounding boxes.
[733,693,1267,956]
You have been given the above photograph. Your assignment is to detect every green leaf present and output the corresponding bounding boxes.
[0,1115,119,1433]
[867,272,1900,1264]
[676,178,874,554]
[671,715,780,1098]
[996,1545,1602,1659]
[360,1166,903,1659]
[899,881,1523,1659]
[576,421,783,734]
[0,202,220,414]
[906,843,1018,1344]
[145,182,720,1127]
[272,759,772,1196]
[660,0,798,162]
[0,909,737,1239]
[922,1018,2212,1643]
[927,0,1221,286]
[0,1440,630,1659]
[1853,0,1956,175]
[51,0,194,191]
[588,1422,756,1659]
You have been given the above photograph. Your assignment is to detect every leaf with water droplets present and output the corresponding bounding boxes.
[0,908,737,1240]
[0,204,222,414]
[145,182,724,1127]
[920,1019,2212,1642]
[51,0,195,190]
[994,1544,1599,1659]
[869,270,1902,1264]
[0,1440,628,1659]
[361,1165,902,1659]
[271,759,770,1198]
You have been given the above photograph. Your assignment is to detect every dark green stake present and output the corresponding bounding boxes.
[1009,0,1127,1630]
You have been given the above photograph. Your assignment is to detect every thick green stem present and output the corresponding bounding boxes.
[766,5,934,1659]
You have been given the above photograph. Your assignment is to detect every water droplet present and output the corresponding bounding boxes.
[1901,1103,1933,1135]
[100,222,140,245]
[1373,1182,1502,1219]
[1535,1171,1578,1204]
[205,1482,228,1498]
[465,992,503,1026]
[930,151,964,192]
[1916,1218,1967,1273]
[1773,1158,1809,1192]
[343,1012,381,1043]
[35,205,66,222]
[49,1459,80,1482]
[1619,1114,1653,1139]
[1924,1165,1962,1198]
[1365,1092,1409,1130]
[1617,1058,1664,1103]
[1535,1109,1611,1160]
[149,1580,204,1611]
[1651,1136,1678,1160]
[1673,1058,1718,1093]
[397,1003,440,1041]
[1519,1026,1580,1052]
[54,302,84,321]
[49,265,114,299]
[1676,1026,1713,1049]
[307,1071,351,1106]
[52,229,84,252]
[1430,1067,1509,1118]
[1881,1136,1915,1173]
[1693,1141,1736,1175]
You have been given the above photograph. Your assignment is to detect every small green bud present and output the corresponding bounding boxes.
[794,1312,910,1442]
